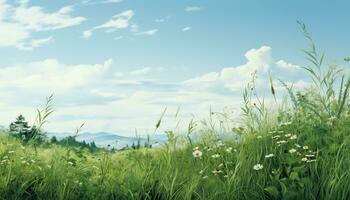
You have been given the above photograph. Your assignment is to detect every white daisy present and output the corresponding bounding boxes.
[192,150,203,158]
[253,164,263,171]
[265,153,274,158]
[289,149,297,154]
[289,135,297,140]
[211,154,220,158]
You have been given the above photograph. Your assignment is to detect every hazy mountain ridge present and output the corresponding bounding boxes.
[47,131,168,149]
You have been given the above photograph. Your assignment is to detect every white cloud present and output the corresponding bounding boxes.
[184,72,220,84]
[83,10,134,38]
[82,30,93,39]
[135,29,158,36]
[186,6,201,12]
[82,0,123,5]
[130,24,139,33]
[0,1,85,50]
[16,36,53,51]
[184,46,307,93]
[0,58,113,92]
[129,67,152,76]
[182,26,192,32]
[0,22,29,47]
[154,16,171,23]
[13,5,86,31]
[18,0,29,5]
[0,0,10,20]
[0,46,309,135]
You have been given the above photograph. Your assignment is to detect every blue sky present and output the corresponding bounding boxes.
[0,0,349,135]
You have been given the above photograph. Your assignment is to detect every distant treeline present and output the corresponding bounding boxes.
[7,114,153,152]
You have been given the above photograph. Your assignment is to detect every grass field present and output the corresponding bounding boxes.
[1,23,350,200]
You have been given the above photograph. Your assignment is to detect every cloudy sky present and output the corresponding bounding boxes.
[0,0,349,135]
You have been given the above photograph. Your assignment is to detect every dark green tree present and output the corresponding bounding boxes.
[9,115,31,140]
[29,125,47,143]
[50,136,58,143]
[90,141,97,149]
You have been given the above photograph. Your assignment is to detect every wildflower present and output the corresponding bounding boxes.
[276,140,287,145]
[233,149,238,153]
[265,154,274,158]
[226,147,233,153]
[211,154,220,158]
[218,163,224,168]
[272,135,280,139]
[294,144,301,148]
[327,116,337,123]
[289,149,297,154]
[193,146,200,151]
[257,135,263,139]
[284,133,292,137]
[217,141,225,146]
[199,169,204,174]
[67,161,74,165]
[253,164,263,171]
[289,135,297,140]
[305,154,315,158]
[306,159,316,163]
[303,146,309,150]
[301,157,308,162]
[280,121,292,126]
[212,169,223,175]
[192,150,203,158]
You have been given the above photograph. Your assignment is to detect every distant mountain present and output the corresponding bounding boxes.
[47,132,168,149]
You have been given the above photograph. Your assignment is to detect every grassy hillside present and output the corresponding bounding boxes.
[1,23,350,199]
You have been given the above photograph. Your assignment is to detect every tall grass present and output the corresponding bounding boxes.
[0,23,350,199]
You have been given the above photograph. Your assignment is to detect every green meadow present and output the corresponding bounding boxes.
[1,23,350,200]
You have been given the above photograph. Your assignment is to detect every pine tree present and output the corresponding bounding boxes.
[9,115,31,140]
[51,136,58,143]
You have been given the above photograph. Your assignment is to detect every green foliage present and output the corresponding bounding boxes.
[9,115,31,140]
[50,136,100,153]
[9,115,47,143]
